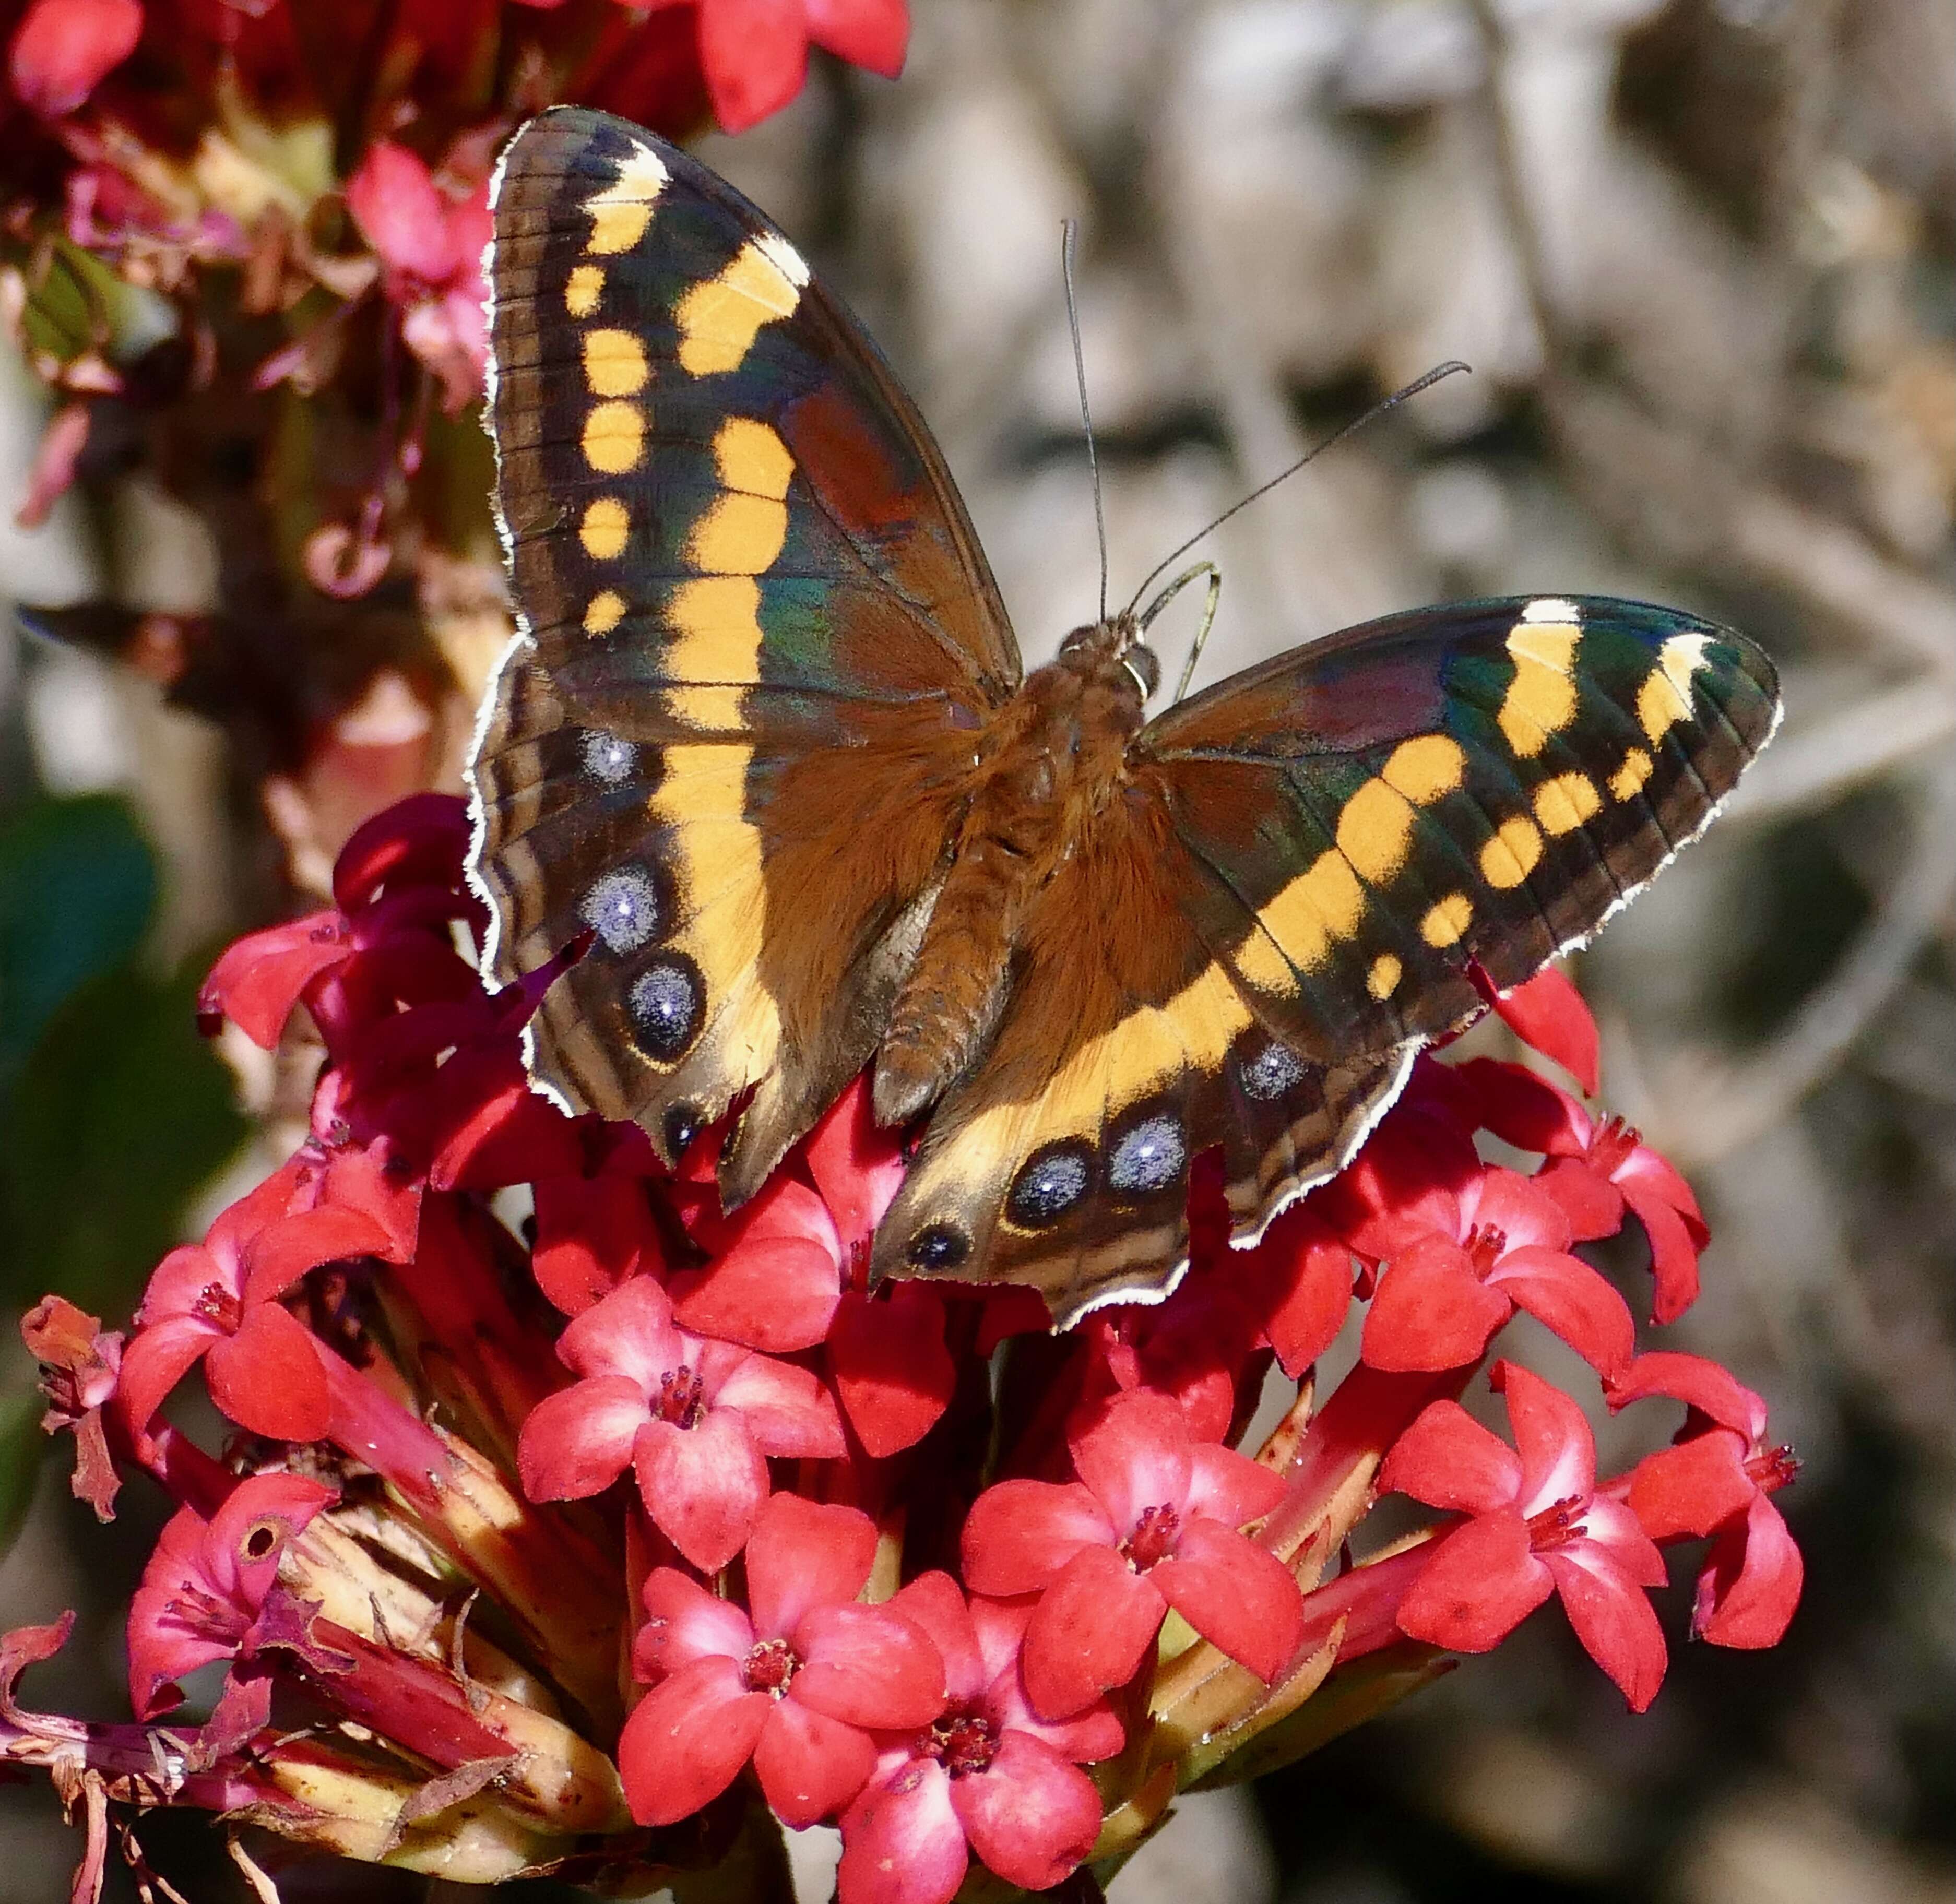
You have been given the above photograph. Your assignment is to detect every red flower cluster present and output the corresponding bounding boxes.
[6,796,1801,1901]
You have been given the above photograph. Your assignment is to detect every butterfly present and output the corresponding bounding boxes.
[468,107,1781,1326]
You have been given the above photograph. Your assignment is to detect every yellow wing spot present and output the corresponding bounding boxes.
[667,576,765,683]
[1247,851,1368,976]
[579,497,630,561]
[1534,771,1602,835]
[1421,894,1474,947]
[1336,779,1414,885]
[1608,747,1654,801]
[1498,617,1581,759]
[583,400,645,474]
[677,239,804,376]
[1521,597,1582,624]
[1636,633,1713,744]
[713,416,795,499]
[564,265,604,318]
[661,685,749,731]
[1367,953,1403,1001]
[687,492,789,576]
[585,146,669,256]
[1478,814,1544,889]
[584,589,627,636]
[583,328,649,397]
[1382,733,1467,804]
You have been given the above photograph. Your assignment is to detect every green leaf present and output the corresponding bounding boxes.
[0,793,157,1090]
[0,955,247,1315]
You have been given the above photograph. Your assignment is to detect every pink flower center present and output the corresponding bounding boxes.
[1747,1442,1800,1494]
[656,1366,706,1429]
[926,1703,999,1777]
[1121,1503,1182,1572]
[1525,1494,1587,1549]
[1464,1224,1509,1277]
[1587,1115,1641,1179]
[742,1637,799,1697]
[192,1281,244,1334]
[167,1581,249,1648]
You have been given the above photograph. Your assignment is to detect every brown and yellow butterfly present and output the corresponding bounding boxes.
[468,108,1780,1326]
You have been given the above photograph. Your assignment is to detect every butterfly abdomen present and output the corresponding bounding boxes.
[872,624,1153,1127]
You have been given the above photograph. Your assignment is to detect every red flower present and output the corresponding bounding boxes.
[692,0,908,134]
[621,1494,944,1827]
[1607,1352,1802,1647]
[1382,1361,1669,1711]
[117,1169,389,1444]
[961,1390,1301,1718]
[20,1296,123,1520]
[1485,964,1600,1096]
[530,1126,668,1316]
[516,1275,843,1572]
[838,1573,1120,1904]
[343,139,492,412]
[125,1474,336,1719]
[7,0,140,116]
[672,1175,846,1352]
[1353,1152,1634,1380]
[1459,1057,1709,1323]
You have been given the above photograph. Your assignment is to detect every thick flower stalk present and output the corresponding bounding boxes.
[7,797,1803,1902]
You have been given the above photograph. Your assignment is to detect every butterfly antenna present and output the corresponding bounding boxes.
[1061,220,1110,625]
[1121,360,1472,620]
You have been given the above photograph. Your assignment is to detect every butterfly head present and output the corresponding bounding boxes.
[1059,612,1161,705]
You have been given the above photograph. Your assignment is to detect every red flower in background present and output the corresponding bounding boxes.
[7,0,140,116]
[622,1494,943,1827]
[692,0,908,133]
[1608,1352,1803,1647]
[516,1274,843,1570]
[1382,1360,1669,1711]
[839,1573,1120,1904]
[962,1390,1301,1718]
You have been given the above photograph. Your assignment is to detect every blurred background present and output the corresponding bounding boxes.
[1,0,1951,1899]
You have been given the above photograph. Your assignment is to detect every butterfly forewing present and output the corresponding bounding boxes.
[473,108,1017,1184]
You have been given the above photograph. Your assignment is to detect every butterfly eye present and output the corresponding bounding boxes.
[1123,644,1161,699]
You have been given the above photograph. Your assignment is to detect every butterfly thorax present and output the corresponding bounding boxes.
[871,619,1158,1127]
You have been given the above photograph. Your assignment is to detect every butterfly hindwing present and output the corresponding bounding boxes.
[471,107,1017,1184]
[878,595,1777,1320]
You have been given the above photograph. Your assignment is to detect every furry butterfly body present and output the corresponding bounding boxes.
[469,108,1780,1324]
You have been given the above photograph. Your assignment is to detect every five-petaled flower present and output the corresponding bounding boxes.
[1607,1351,1803,1647]
[117,1169,390,1445]
[839,1572,1121,1904]
[621,1494,944,1826]
[126,1474,337,1720]
[517,1275,844,1572]
[962,1389,1302,1718]
[1382,1360,1669,1710]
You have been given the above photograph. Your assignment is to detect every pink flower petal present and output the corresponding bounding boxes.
[805,0,908,79]
[633,1410,769,1574]
[1492,966,1599,1094]
[802,1075,906,1256]
[1693,1495,1801,1649]
[617,1654,769,1827]
[698,0,809,134]
[1153,1515,1303,1684]
[1070,1389,1193,1532]
[205,1474,336,1606]
[240,1205,392,1305]
[199,912,351,1050]
[709,1354,845,1457]
[636,1568,754,1680]
[1396,1510,1554,1652]
[1574,1495,1668,1588]
[345,139,456,282]
[1184,1439,1287,1530]
[556,1275,679,1392]
[829,1286,956,1458]
[839,1759,967,1904]
[746,1493,879,1640]
[8,0,141,116]
[1607,1350,1767,1438]
[951,1732,1099,1891]
[796,1602,945,1730]
[1626,1431,1756,1542]
[516,1376,645,1502]
[672,1233,840,1352]
[961,1480,1114,1597]
[1495,1362,1596,1513]
[1381,1398,1524,1514]
[1361,1240,1511,1373]
[1022,1543,1165,1720]
[532,1172,663,1316]
[1489,1245,1634,1379]
[888,1572,985,1702]
[203,1305,330,1442]
[755,1696,878,1827]
[116,1315,216,1440]
[1248,1209,1356,1376]
[1621,1176,1703,1323]
[1543,1545,1667,1711]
